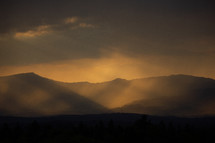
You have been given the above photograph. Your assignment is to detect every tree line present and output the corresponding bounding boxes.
[0,115,214,143]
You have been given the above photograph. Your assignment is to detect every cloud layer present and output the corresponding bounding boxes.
[0,0,215,81]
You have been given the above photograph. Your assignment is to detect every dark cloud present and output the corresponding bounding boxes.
[1,0,215,33]
[0,0,215,74]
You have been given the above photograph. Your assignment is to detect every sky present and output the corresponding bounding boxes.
[0,0,215,82]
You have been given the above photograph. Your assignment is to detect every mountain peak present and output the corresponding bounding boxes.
[112,78,127,81]
[12,72,40,78]
[168,74,214,81]
[110,78,128,84]
[0,72,40,79]
[0,72,49,82]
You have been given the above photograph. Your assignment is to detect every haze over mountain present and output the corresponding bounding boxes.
[115,75,215,116]
[0,73,215,117]
[61,78,132,109]
[0,73,109,116]
[64,75,215,116]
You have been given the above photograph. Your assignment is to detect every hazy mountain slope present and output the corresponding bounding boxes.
[61,78,141,108]
[63,75,215,116]
[115,75,215,116]
[1,73,215,116]
[0,73,109,116]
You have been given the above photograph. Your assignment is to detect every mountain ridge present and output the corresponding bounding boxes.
[1,72,215,116]
[1,72,214,84]
[62,73,215,116]
[0,72,110,116]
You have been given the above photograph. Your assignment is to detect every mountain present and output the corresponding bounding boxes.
[64,75,215,116]
[115,75,215,116]
[1,73,215,117]
[61,78,132,108]
[0,73,109,116]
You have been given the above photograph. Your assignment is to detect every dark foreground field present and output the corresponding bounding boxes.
[0,114,215,143]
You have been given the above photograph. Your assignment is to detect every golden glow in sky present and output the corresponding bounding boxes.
[0,53,146,82]
[0,0,215,82]
[1,52,215,83]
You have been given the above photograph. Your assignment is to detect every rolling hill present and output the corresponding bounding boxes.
[0,73,109,116]
[115,75,215,116]
[64,75,215,116]
[1,73,215,116]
